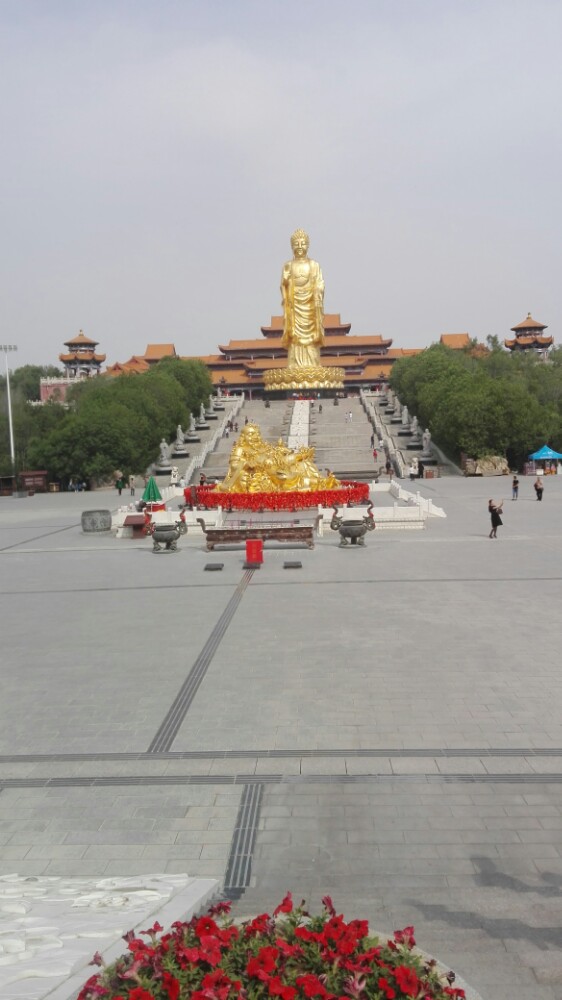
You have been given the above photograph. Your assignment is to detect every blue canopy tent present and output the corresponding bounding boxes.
[528,445,562,461]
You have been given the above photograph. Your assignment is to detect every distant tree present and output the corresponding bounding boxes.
[2,365,64,402]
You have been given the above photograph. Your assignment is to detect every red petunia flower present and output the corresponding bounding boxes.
[201,970,240,1000]
[276,937,303,958]
[162,972,181,1000]
[247,945,280,981]
[129,989,156,1000]
[208,900,232,918]
[393,926,416,949]
[274,892,293,916]
[378,978,396,1000]
[245,913,272,936]
[198,935,223,967]
[394,965,420,997]
[140,921,163,937]
[268,976,297,1000]
[196,916,220,938]
[296,974,330,998]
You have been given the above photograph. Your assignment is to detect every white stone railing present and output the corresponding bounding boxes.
[359,389,405,478]
[287,400,309,449]
[183,395,244,484]
[388,480,446,516]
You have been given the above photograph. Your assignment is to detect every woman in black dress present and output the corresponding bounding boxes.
[488,499,503,539]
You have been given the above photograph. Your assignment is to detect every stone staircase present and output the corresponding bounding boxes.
[196,396,380,484]
[199,399,293,481]
[309,397,377,479]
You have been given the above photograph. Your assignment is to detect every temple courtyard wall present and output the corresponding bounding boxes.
[1,478,562,998]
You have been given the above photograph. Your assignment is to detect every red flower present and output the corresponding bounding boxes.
[296,974,330,998]
[268,976,297,1000]
[274,891,293,916]
[162,972,181,1000]
[294,925,323,943]
[196,916,220,938]
[140,921,163,937]
[247,945,280,980]
[378,978,396,999]
[208,900,232,918]
[176,943,200,965]
[199,935,223,967]
[322,895,336,917]
[324,916,346,942]
[201,970,240,1000]
[129,989,156,1000]
[245,913,273,936]
[394,965,420,997]
[393,926,416,949]
[276,937,303,958]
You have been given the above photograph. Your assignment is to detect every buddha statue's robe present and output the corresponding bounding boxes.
[281,257,325,368]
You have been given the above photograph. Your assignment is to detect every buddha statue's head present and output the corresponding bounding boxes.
[239,423,262,447]
[290,228,309,258]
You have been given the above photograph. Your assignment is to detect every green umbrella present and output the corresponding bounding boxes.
[142,476,163,502]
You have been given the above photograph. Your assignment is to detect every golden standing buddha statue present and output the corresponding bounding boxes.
[264,230,344,391]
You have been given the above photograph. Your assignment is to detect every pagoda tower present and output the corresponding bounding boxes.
[41,331,106,402]
[59,331,106,378]
[505,313,553,357]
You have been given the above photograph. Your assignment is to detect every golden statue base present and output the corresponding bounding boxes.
[264,365,345,391]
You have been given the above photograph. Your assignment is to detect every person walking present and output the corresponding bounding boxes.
[511,475,519,500]
[488,498,503,538]
[408,462,416,481]
[534,476,544,501]
[348,410,353,423]
[370,431,375,448]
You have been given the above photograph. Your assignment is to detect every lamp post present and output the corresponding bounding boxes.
[1,345,17,473]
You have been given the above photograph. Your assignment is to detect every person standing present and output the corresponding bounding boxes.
[534,476,544,501]
[512,475,519,500]
[129,474,135,496]
[488,499,503,538]
[370,431,375,448]
[408,462,416,481]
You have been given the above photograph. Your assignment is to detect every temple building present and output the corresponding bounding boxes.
[189,314,422,395]
[40,330,106,403]
[103,319,492,395]
[504,313,553,356]
[106,343,177,375]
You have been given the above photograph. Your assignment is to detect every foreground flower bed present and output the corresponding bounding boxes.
[78,894,465,1000]
[185,483,370,511]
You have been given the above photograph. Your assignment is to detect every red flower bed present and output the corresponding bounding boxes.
[185,482,369,512]
[77,895,465,1000]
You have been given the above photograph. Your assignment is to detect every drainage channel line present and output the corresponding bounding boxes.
[0,522,79,553]
[1,773,562,790]
[148,570,254,753]
[3,747,562,763]
[224,783,264,898]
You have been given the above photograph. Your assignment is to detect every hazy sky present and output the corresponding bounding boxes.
[1,0,561,369]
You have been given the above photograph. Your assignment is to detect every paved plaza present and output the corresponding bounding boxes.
[1,476,562,998]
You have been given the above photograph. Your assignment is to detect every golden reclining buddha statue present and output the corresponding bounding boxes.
[264,230,344,391]
[215,423,340,493]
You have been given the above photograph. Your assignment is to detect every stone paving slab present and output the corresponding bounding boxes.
[2,477,562,998]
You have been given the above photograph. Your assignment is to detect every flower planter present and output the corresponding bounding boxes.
[77,894,482,1000]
